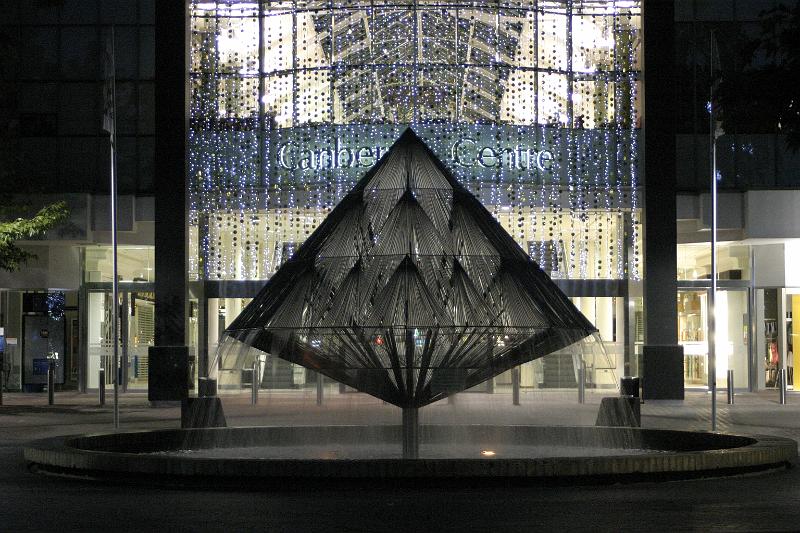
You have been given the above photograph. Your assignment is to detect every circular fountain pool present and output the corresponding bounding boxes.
[24,425,797,486]
[150,443,660,460]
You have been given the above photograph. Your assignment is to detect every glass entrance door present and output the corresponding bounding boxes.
[85,284,155,390]
[126,291,155,390]
[678,289,707,386]
[678,288,749,389]
[86,290,114,390]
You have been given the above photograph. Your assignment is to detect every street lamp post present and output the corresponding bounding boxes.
[709,31,720,432]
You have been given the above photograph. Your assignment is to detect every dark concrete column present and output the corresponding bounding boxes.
[154,1,189,347]
[641,0,682,399]
[642,0,677,344]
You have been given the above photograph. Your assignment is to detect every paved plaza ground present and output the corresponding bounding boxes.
[3,387,800,531]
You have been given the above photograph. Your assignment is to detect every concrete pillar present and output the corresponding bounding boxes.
[642,0,682,399]
[154,0,189,347]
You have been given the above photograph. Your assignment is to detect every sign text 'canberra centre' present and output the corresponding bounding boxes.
[276,136,554,174]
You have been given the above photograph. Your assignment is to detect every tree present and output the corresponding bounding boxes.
[0,201,70,272]
[717,2,800,150]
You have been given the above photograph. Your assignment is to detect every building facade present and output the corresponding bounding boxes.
[0,0,796,399]
[672,0,800,391]
[187,0,643,393]
[0,0,156,392]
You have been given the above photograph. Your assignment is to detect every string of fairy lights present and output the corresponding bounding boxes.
[188,1,642,283]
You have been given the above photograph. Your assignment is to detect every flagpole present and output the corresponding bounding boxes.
[105,25,120,429]
[709,30,718,432]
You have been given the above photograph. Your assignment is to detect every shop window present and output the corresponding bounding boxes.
[83,246,155,283]
[677,244,750,281]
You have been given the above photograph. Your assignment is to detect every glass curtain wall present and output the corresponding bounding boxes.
[188,1,643,389]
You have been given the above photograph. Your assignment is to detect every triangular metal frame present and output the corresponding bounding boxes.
[217,128,596,408]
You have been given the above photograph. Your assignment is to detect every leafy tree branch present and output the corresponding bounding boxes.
[0,201,70,272]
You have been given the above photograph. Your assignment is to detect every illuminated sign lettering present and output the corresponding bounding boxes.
[451,138,553,171]
[278,137,386,171]
[277,136,554,173]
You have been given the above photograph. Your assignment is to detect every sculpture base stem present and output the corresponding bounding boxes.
[402,407,419,459]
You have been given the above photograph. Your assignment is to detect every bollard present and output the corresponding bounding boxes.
[577,363,585,404]
[512,367,520,406]
[316,372,323,406]
[726,369,735,405]
[615,376,642,427]
[198,377,217,398]
[99,368,106,406]
[779,368,788,405]
[47,360,54,406]
[620,376,640,399]
[251,362,259,405]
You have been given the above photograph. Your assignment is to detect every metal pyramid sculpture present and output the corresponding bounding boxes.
[217,129,596,408]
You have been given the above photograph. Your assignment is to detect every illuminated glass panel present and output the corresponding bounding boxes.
[189,0,642,282]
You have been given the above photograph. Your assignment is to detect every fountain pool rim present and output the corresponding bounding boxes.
[24,425,797,486]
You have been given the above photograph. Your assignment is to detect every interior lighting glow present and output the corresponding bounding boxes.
[188,1,642,284]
